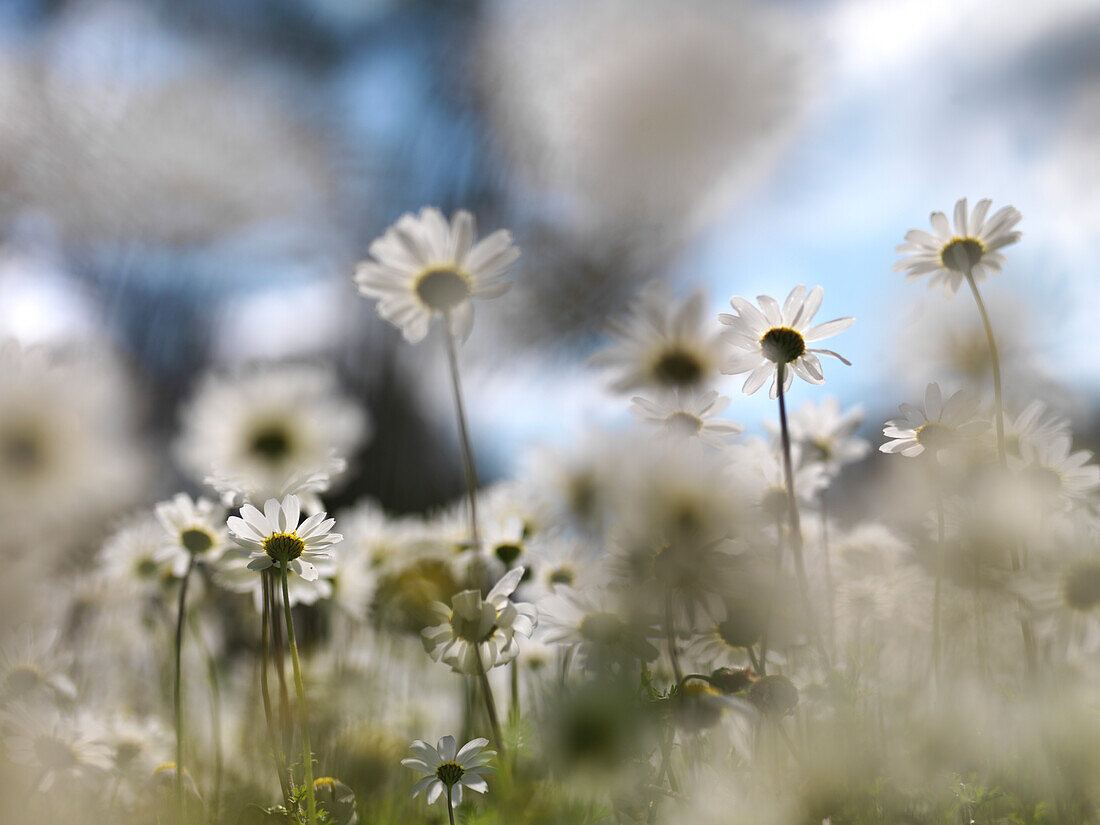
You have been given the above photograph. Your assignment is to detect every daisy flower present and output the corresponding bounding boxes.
[590,282,724,393]
[879,383,988,458]
[212,550,335,611]
[1016,434,1100,507]
[541,587,659,665]
[629,389,744,447]
[154,494,230,577]
[1005,400,1072,459]
[719,285,853,398]
[0,628,76,706]
[764,397,870,476]
[354,207,519,344]
[403,735,494,808]
[4,705,112,792]
[421,567,537,674]
[97,513,173,597]
[227,495,342,582]
[175,361,368,509]
[894,198,1022,296]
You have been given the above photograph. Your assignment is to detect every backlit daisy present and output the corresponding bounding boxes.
[4,705,111,792]
[879,383,988,458]
[153,494,230,577]
[354,207,519,343]
[421,567,537,674]
[764,397,869,476]
[403,735,494,808]
[719,285,853,399]
[0,628,76,706]
[1015,434,1100,508]
[590,282,724,393]
[629,389,744,447]
[176,361,368,508]
[227,495,342,582]
[894,198,1022,296]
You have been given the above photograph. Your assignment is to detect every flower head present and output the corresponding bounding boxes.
[591,282,724,393]
[354,207,519,343]
[879,383,988,458]
[719,285,853,398]
[764,397,869,476]
[402,735,494,807]
[629,389,744,447]
[894,198,1021,296]
[227,495,342,582]
[154,494,230,577]
[421,567,537,674]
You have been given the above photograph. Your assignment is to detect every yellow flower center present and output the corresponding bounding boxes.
[940,237,985,272]
[760,327,806,364]
[649,347,706,387]
[415,267,471,311]
[264,532,305,562]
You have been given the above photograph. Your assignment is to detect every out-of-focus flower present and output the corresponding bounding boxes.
[97,513,172,598]
[153,494,229,578]
[4,705,111,792]
[1004,400,1071,458]
[1015,434,1099,508]
[542,587,659,665]
[176,361,368,509]
[312,777,360,825]
[764,397,869,477]
[227,495,342,583]
[630,389,743,447]
[421,567,537,674]
[0,339,146,554]
[730,438,828,518]
[402,735,494,808]
[719,286,853,398]
[894,198,1022,297]
[879,383,988,458]
[590,283,724,393]
[0,628,76,707]
[354,208,519,344]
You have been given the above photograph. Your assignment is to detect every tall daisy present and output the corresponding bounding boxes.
[719,285,853,399]
[590,282,724,393]
[879,383,988,459]
[154,494,230,577]
[353,207,519,344]
[894,198,1021,297]
[629,389,744,447]
[227,495,341,583]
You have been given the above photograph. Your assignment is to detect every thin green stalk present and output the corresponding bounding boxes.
[446,784,457,825]
[188,611,223,819]
[261,572,293,816]
[443,310,481,548]
[664,591,683,685]
[173,558,195,820]
[280,566,317,825]
[268,573,293,755]
[758,514,784,678]
[475,648,506,760]
[776,363,831,669]
[964,270,1038,677]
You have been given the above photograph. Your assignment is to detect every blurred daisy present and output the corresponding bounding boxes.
[354,207,519,344]
[879,383,988,458]
[402,735,494,808]
[227,495,342,582]
[176,361,368,508]
[542,587,659,665]
[4,705,111,792]
[97,513,172,597]
[630,389,744,447]
[590,282,724,393]
[730,438,828,518]
[1005,400,1072,458]
[153,494,230,577]
[719,285,853,398]
[765,397,869,476]
[421,567,537,674]
[1016,434,1100,508]
[894,198,1022,296]
[0,628,76,706]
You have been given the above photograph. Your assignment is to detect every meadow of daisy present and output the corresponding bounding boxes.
[1,2,1100,825]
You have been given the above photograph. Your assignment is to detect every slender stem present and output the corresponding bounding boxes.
[965,271,1038,678]
[509,660,520,723]
[664,591,683,685]
[932,483,945,689]
[188,611,223,819]
[964,272,1007,470]
[475,648,505,759]
[758,514,784,678]
[173,558,194,819]
[446,784,457,825]
[260,573,293,815]
[443,310,481,548]
[280,566,317,825]
[776,364,830,669]
[268,573,292,755]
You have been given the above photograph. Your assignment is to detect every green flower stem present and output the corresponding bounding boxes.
[188,611,223,819]
[964,270,1038,678]
[475,648,506,760]
[260,572,293,815]
[279,565,318,825]
[268,572,293,755]
[664,592,683,685]
[446,784,457,825]
[173,557,195,821]
[443,310,481,549]
[932,481,946,689]
[776,363,831,670]
[758,514,784,678]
